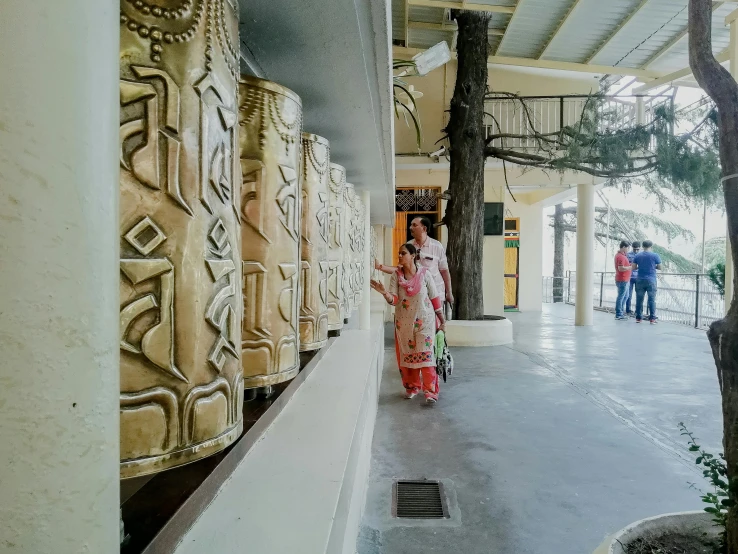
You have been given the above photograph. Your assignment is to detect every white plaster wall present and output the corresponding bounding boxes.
[506,198,544,312]
[0,1,120,551]
[174,318,385,554]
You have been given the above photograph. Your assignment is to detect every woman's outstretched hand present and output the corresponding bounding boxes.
[370,279,386,295]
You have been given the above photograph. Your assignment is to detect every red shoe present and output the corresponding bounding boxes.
[636,319,642,323]
[650,319,657,324]
[425,397,437,405]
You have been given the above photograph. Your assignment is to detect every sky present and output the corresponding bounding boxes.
[541,83,726,276]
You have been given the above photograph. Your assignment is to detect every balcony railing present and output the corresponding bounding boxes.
[485,94,672,150]
[543,272,724,329]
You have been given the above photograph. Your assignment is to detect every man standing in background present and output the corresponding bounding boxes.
[625,241,640,315]
[375,216,454,307]
[632,240,662,324]
[407,217,453,306]
[614,241,632,320]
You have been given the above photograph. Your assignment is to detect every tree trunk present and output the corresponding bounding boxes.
[689,0,738,551]
[445,11,490,320]
[553,203,565,302]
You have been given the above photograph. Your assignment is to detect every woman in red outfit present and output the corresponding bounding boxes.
[370,243,446,404]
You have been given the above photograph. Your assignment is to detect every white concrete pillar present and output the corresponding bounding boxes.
[0,1,120,552]
[360,191,372,330]
[575,184,595,326]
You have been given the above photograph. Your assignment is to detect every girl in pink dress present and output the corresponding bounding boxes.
[370,243,446,403]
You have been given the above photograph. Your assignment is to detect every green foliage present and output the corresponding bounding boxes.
[651,244,701,274]
[680,423,730,553]
[550,202,699,273]
[708,262,726,297]
[484,94,723,210]
[698,237,727,268]
[612,207,695,243]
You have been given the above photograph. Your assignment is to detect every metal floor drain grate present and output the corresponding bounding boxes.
[392,480,449,519]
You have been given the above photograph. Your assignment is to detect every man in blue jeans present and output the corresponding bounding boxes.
[625,241,640,314]
[632,240,662,324]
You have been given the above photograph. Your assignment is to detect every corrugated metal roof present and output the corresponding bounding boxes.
[646,2,734,73]
[408,5,445,24]
[586,0,690,67]
[391,0,736,79]
[487,12,512,29]
[392,0,406,42]
[408,27,454,50]
[496,0,573,59]
[541,0,646,64]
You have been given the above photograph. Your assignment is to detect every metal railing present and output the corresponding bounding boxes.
[485,94,672,150]
[544,272,724,329]
[542,276,570,305]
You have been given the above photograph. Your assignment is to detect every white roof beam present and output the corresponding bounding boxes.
[407,0,515,14]
[537,0,585,60]
[585,0,651,64]
[489,54,661,78]
[408,20,504,35]
[634,47,729,93]
[671,80,704,89]
[394,46,664,78]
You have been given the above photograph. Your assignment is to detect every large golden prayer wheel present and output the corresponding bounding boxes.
[343,182,357,316]
[119,0,244,477]
[238,76,302,387]
[299,133,330,351]
[327,164,347,330]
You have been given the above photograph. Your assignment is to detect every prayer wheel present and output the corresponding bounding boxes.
[119,0,244,477]
[299,133,330,351]
[343,182,357,316]
[352,194,366,310]
[327,164,347,330]
[238,75,302,388]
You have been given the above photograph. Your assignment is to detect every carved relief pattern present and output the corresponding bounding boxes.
[353,196,365,307]
[239,76,302,388]
[344,183,357,314]
[119,0,243,478]
[299,134,330,351]
[327,164,347,329]
[370,227,380,282]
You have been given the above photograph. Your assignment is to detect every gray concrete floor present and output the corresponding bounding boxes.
[357,304,723,554]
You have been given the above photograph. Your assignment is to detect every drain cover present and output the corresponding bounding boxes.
[392,480,449,519]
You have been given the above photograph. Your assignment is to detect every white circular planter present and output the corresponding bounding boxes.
[445,317,513,347]
[593,511,719,554]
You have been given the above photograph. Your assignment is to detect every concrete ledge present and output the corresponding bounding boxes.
[173,311,385,554]
[593,511,717,554]
[445,318,513,347]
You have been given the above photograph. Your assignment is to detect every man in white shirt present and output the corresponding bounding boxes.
[408,217,453,304]
[376,217,454,305]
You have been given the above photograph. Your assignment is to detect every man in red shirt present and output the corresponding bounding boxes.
[614,241,633,320]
